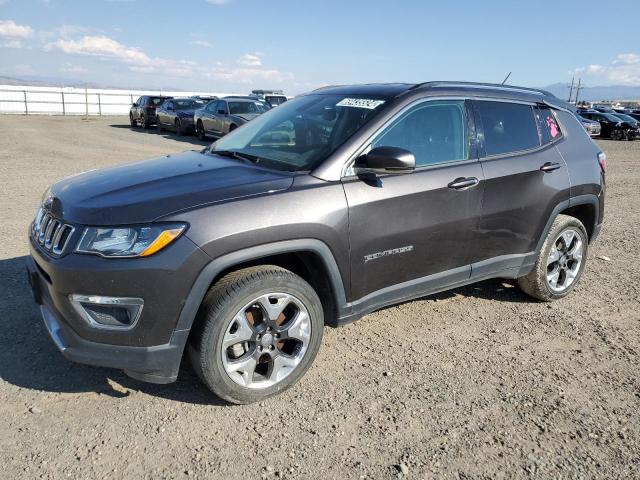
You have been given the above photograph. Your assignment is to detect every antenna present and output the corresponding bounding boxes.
[501,72,512,85]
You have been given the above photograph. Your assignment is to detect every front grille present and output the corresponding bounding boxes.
[32,208,75,256]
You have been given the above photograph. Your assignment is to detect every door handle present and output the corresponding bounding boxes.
[540,162,562,172]
[448,177,479,190]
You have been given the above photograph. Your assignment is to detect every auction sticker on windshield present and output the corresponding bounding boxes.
[336,98,385,109]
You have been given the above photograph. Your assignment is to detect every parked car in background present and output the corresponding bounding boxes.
[130,95,173,129]
[627,112,640,122]
[194,96,270,140]
[251,90,288,107]
[191,95,218,103]
[156,98,206,135]
[579,111,638,140]
[612,113,640,129]
[29,81,605,404]
[576,114,602,137]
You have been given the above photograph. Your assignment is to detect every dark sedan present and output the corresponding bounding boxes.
[194,97,270,140]
[156,98,206,135]
[579,111,638,140]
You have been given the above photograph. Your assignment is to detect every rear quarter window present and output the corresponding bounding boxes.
[476,101,540,156]
[535,106,563,144]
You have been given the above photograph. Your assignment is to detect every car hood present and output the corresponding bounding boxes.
[233,113,260,122]
[48,150,294,225]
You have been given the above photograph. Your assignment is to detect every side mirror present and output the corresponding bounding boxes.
[354,146,416,176]
[132,102,138,107]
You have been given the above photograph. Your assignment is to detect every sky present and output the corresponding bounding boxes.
[1,0,639,94]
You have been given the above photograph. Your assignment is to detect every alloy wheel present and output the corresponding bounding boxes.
[221,293,311,389]
[546,228,584,293]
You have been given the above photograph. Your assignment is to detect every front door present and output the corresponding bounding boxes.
[343,99,484,301]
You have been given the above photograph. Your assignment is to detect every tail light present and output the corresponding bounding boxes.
[597,151,607,173]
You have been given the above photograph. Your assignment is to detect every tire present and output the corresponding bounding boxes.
[157,119,164,133]
[196,120,206,141]
[611,130,623,141]
[229,124,237,132]
[517,214,588,301]
[142,114,150,129]
[129,113,137,127]
[188,265,324,404]
[175,118,184,135]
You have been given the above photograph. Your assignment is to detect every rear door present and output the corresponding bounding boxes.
[343,99,484,301]
[470,100,569,272]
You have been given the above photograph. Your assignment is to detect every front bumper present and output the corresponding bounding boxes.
[27,233,210,383]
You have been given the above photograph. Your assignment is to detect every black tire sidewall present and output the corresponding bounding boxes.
[198,272,324,404]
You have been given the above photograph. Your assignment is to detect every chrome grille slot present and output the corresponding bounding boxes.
[32,208,75,256]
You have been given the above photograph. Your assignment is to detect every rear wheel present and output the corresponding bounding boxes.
[518,214,588,301]
[188,266,324,404]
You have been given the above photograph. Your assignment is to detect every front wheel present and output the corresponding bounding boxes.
[129,113,137,127]
[175,118,185,135]
[196,120,206,140]
[188,266,324,404]
[518,214,588,301]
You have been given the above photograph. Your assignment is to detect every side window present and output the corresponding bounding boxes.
[476,101,540,156]
[372,100,468,167]
[218,102,228,114]
[136,97,144,106]
[535,106,562,144]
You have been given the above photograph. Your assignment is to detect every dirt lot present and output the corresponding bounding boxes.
[1,115,639,479]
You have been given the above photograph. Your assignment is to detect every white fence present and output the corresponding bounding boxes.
[0,85,243,116]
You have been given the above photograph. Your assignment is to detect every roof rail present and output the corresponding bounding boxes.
[409,81,556,98]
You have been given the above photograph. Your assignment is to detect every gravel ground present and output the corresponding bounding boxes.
[1,115,639,479]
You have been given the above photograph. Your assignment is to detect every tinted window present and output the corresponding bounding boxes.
[477,101,539,156]
[535,106,562,144]
[228,101,270,114]
[217,102,227,114]
[372,100,468,167]
[149,97,166,106]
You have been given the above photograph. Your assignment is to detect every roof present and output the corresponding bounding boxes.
[310,81,566,108]
[222,96,263,102]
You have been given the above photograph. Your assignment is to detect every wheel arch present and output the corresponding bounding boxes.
[173,239,348,338]
[535,194,600,254]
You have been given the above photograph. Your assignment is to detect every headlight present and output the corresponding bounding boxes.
[76,223,186,258]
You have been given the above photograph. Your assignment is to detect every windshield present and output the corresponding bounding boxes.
[603,113,624,122]
[209,93,388,172]
[228,101,270,114]
[615,114,637,124]
[174,99,204,110]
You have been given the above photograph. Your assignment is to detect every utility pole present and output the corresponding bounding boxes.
[568,77,575,103]
[574,78,583,105]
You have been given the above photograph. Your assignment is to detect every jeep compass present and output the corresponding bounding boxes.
[28,82,605,404]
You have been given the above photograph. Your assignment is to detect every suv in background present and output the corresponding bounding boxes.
[252,89,288,107]
[130,95,173,129]
[28,82,605,404]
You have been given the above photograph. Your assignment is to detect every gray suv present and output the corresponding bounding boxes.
[27,82,605,404]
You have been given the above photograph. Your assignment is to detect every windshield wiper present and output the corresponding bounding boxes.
[210,150,260,164]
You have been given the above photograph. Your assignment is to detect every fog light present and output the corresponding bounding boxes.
[69,294,143,330]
